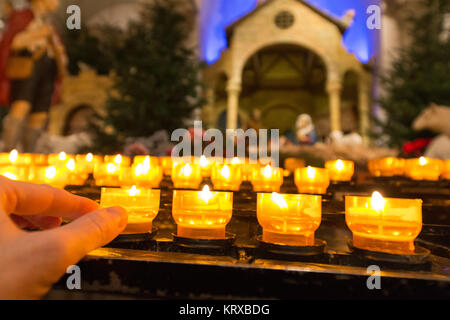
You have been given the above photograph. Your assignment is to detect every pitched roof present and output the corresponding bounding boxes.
[226,0,348,39]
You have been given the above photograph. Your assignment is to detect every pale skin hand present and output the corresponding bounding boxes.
[0,177,128,299]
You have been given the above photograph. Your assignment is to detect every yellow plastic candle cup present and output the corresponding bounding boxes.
[133,155,159,167]
[368,157,405,177]
[211,163,242,191]
[119,163,163,188]
[100,186,160,234]
[325,159,354,182]
[75,153,102,174]
[172,186,233,239]
[345,192,422,254]
[171,162,202,189]
[294,166,330,194]
[0,150,33,166]
[405,157,443,181]
[48,152,74,168]
[93,163,122,186]
[0,165,29,182]
[29,165,68,188]
[104,154,131,167]
[442,160,450,180]
[257,193,322,246]
[250,164,283,192]
[195,155,214,177]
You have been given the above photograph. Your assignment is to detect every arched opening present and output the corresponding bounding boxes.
[238,44,328,137]
[63,104,97,136]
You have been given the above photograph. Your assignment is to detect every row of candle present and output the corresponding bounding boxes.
[101,185,422,255]
[369,156,450,180]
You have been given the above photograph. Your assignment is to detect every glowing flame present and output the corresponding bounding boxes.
[181,163,193,177]
[106,163,117,174]
[66,159,76,171]
[114,154,122,165]
[8,149,18,163]
[199,185,213,203]
[2,172,17,180]
[220,165,231,179]
[263,165,272,179]
[199,155,209,167]
[231,157,240,165]
[271,192,288,209]
[419,157,427,166]
[45,166,57,179]
[335,160,345,171]
[370,191,387,212]
[86,153,93,162]
[126,185,141,196]
[58,152,67,161]
[306,166,316,180]
[134,163,149,176]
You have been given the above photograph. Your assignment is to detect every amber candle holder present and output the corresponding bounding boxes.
[325,159,354,182]
[368,157,405,177]
[120,163,163,188]
[0,165,29,181]
[345,192,422,254]
[93,163,122,186]
[48,152,74,168]
[100,186,160,234]
[257,192,322,246]
[171,162,202,189]
[104,154,131,167]
[65,159,88,186]
[405,157,443,181]
[443,160,450,180]
[172,185,232,239]
[29,165,68,188]
[211,163,242,191]
[75,153,102,174]
[0,150,32,166]
[195,155,214,177]
[133,155,159,167]
[250,164,283,192]
[294,166,330,194]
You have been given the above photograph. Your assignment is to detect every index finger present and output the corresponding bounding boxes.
[0,177,98,220]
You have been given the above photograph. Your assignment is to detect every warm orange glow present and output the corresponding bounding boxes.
[66,159,76,171]
[199,155,209,167]
[405,157,443,181]
[325,160,354,182]
[419,156,427,166]
[114,154,122,165]
[250,164,283,192]
[86,153,93,162]
[106,163,118,174]
[171,162,202,189]
[181,163,193,177]
[2,172,17,180]
[231,157,240,165]
[370,191,387,212]
[335,160,344,171]
[295,167,329,194]
[126,185,141,196]
[45,166,57,179]
[306,166,316,180]
[368,157,405,177]
[8,149,18,163]
[263,165,272,179]
[220,165,231,180]
[271,192,288,209]
[58,152,67,161]
[199,185,213,203]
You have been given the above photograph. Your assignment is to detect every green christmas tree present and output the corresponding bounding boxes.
[377,0,450,147]
[89,0,204,154]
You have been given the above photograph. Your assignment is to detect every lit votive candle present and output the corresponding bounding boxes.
[93,163,122,186]
[368,157,405,177]
[325,159,354,182]
[295,166,330,194]
[104,154,131,167]
[195,155,213,177]
[75,153,102,174]
[0,165,29,181]
[345,191,422,254]
[30,165,68,188]
[100,186,160,234]
[48,152,74,168]
[65,159,88,186]
[120,162,163,188]
[211,163,242,191]
[442,160,450,180]
[172,185,232,239]
[171,162,202,189]
[257,192,322,246]
[250,164,283,192]
[405,157,443,181]
[133,155,159,167]
[0,149,32,166]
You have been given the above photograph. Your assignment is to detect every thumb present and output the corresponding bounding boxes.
[47,206,128,264]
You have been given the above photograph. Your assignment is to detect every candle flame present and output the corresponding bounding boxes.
[307,166,316,179]
[106,163,117,174]
[8,149,18,163]
[45,166,57,179]
[58,152,67,161]
[199,155,209,167]
[263,165,272,179]
[126,185,141,196]
[181,163,193,177]
[114,154,122,165]
[134,163,146,176]
[335,160,345,171]
[143,156,151,168]
[419,156,427,166]
[370,191,387,212]
[271,192,288,209]
[231,157,240,165]
[2,172,17,180]
[66,159,76,171]
[199,184,214,203]
[86,153,93,162]
[220,165,231,179]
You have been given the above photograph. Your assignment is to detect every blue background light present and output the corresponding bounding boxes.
[200,0,380,64]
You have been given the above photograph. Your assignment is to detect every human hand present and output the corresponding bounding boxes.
[0,177,127,299]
